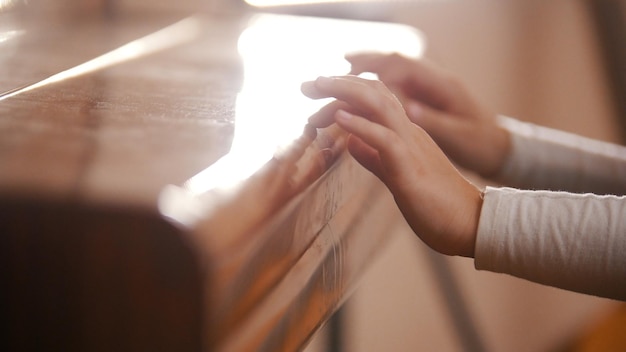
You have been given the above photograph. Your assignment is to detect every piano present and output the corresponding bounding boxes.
[0,1,424,350]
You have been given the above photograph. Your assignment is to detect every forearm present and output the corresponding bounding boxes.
[494,116,626,195]
[475,187,626,301]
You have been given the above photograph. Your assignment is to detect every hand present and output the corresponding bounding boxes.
[301,75,482,257]
[346,52,511,178]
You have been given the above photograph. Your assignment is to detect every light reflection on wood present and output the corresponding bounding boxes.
[0,7,419,351]
[0,16,202,101]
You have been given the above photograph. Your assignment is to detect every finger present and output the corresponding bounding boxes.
[346,52,413,85]
[348,53,464,113]
[345,134,386,182]
[405,101,466,141]
[345,52,387,75]
[307,100,353,128]
[313,76,404,130]
[394,59,468,112]
[334,109,407,172]
[301,80,327,99]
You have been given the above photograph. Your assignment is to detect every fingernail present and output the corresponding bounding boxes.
[316,76,333,87]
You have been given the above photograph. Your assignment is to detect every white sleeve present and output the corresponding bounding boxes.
[475,187,626,301]
[494,116,626,195]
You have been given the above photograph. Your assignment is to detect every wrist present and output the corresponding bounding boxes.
[458,184,483,258]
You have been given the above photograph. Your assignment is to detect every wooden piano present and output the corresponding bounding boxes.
[0,1,424,350]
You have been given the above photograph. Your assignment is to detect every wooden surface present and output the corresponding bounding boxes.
[0,3,423,351]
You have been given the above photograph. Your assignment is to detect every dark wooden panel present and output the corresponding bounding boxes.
[0,196,203,351]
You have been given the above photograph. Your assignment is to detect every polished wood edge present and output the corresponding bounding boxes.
[217,175,402,351]
[158,125,348,337]
[161,124,346,254]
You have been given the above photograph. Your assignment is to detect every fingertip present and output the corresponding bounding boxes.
[345,53,364,74]
[406,102,423,122]
[300,80,318,97]
[308,100,346,128]
[344,52,358,61]
[303,123,318,139]
[344,51,373,61]
[307,113,328,128]
[407,103,438,132]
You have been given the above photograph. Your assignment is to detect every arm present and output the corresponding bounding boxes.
[495,116,626,195]
[477,187,626,301]
[346,53,626,196]
[348,52,626,300]
[301,71,626,301]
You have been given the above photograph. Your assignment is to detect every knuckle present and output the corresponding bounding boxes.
[380,91,402,112]
[380,96,398,114]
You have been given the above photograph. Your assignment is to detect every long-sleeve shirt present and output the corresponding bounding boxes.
[474,116,626,301]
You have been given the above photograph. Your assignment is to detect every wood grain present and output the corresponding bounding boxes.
[0,5,415,351]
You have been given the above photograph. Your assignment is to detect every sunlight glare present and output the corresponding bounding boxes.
[0,17,202,101]
[0,29,23,44]
[183,14,424,195]
[0,0,16,11]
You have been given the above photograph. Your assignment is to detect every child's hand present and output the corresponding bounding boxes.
[302,75,482,257]
[346,53,510,179]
